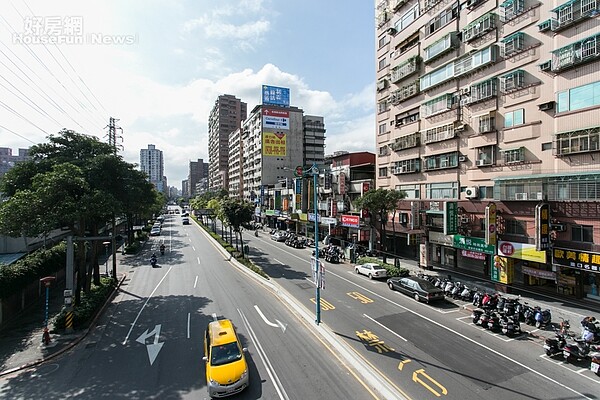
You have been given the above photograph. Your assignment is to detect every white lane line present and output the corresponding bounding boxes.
[327,269,593,400]
[192,246,196,251]
[273,258,284,265]
[122,266,173,345]
[539,354,600,384]
[197,257,200,264]
[188,238,192,242]
[187,313,191,339]
[238,309,289,400]
[194,276,198,289]
[254,305,279,328]
[364,313,407,342]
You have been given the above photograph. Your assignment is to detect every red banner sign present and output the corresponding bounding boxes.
[341,214,360,227]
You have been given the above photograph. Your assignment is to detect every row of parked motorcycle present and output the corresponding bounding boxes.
[418,273,600,375]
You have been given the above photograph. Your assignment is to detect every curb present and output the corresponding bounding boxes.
[0,273,128,377]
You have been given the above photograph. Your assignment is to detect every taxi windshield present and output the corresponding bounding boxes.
[211,342,242,366]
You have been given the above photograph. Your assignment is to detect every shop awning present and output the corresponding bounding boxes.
[425,210,444,215]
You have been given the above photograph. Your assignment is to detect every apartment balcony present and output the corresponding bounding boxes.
[390,56,420,84]
[554,126,600,156]
[551,33,600,72]
[423,152,459,171]
[423,123,457,144]
[389,132,420,151]
[550,0,599,31]
[477,116,496,134]
[390,80,420,105]
[423,32,460,64]
[466,78,498,105]
[421,93,453,117]
[393,158,421,174]
[462,13,496,43]
[389,0,409,12]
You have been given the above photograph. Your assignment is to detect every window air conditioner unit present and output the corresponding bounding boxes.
[551,223,566,232]
[538,101,554,111]
[460,98,470,107]
[388,27,398,35]
[458,155,467,162]
[461,88,471,95]
[461,216,471,224]
[476,159,487,166]
[515,192,528,200]
[465,186,479,199]
[455,124,465,132]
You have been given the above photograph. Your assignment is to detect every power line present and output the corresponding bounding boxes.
[0,99,49,136]
[0,14,104,134]
[0,124,37,144]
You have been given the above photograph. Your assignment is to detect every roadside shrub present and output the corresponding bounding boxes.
[54,277,115,331]
[357,257,409,277]
[124,240,141,254]
[0,242,67,299]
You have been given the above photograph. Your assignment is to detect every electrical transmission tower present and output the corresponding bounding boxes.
[106,117,123,154]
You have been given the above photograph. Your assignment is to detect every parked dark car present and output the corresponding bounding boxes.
[387,276,445,303]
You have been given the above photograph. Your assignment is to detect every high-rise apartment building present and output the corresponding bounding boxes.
[188,158,209,197]
[208,95,247,192]
[303,115,327,168]
[140,144,166,193]
[376,0,600,301]
[240,105,307,204]
[228,127,244,199]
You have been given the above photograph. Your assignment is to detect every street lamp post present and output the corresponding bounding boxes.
[312,163,322,325]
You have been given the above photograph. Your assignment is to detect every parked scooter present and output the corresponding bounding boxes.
[500,314,522,337]
[543,330,568,357]
[591,352,600,376]
[563,338,597,363]
[533,306,552,329]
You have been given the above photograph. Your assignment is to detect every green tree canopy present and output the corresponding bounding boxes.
[354,188,407,262]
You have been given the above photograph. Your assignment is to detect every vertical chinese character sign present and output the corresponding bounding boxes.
[444,201,458,235]
[485,202,497,246]
[535,203,550,251]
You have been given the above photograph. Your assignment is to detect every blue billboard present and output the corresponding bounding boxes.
[262,85,290,107]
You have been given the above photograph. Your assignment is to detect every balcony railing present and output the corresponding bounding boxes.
[423,123,456,144]
[390,56,420,83]
[393,158,420,174]
[478,116,496,134]
[421,93,453,117]
[390,80,420,105]
[467,78,498,104]
[551,33,600,72]
[462,13,496,43]
[551,0,599,31]
[389,132,421,151]
[554,126,600,156]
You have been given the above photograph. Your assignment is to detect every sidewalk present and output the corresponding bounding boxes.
[0,241,136,377]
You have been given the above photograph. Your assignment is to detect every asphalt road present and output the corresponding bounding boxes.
[0,215,377,400]
[248,230,600,400]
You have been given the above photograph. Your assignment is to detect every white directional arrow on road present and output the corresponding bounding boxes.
[136,324,164,365]
[254,305,287,333]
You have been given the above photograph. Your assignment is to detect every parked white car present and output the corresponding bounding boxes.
[354,263,387,280]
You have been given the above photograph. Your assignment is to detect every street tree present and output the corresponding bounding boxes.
[221,199,254,256]
[354,188,407,263]
[0,129,159,303]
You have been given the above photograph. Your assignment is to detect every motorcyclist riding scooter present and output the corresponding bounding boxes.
[150,253,157,267]
[160,244,165,256]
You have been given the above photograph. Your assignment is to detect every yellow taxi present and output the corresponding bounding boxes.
[203,318,249,398]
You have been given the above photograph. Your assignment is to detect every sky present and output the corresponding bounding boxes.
[0,0,376,188]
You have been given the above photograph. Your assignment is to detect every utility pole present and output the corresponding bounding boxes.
[106,117,124,154]
[106,117,123,279]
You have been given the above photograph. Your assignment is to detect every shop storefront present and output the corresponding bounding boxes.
[552,247,600,301]
[452,234,495,276]
[428,231,456,269]
[497,240,551,288]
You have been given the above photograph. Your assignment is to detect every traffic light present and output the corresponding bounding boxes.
[294,166,303,177]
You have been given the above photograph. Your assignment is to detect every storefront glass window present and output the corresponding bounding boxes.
[572,225,593,242]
